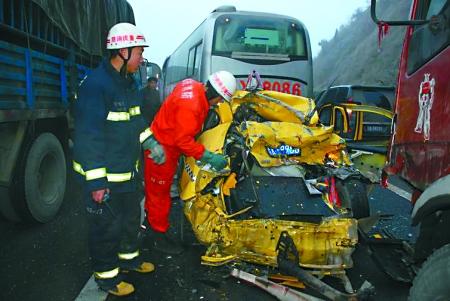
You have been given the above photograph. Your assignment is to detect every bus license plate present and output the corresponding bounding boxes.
[239,80,302,96]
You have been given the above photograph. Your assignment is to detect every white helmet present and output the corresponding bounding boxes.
[106,22,149,50]
[208,71,237,102]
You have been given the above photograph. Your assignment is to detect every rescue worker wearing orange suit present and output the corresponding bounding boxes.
[143,71,237,253]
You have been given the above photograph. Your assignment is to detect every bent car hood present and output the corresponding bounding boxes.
[179,90,360,271]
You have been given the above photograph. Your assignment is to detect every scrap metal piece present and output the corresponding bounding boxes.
[268,274,306,289]
[231,268,324,301]
[276,231,375,301]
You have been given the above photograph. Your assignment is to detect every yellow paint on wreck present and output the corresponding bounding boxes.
[238,121,347,167]
[232,90,319,125]
[183,188,357,269]
[179,90,358,272]
[179,123,231,201]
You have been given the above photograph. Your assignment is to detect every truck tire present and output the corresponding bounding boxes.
[337,178,370,219]
[23,133,66,223]
[409,243,450,301]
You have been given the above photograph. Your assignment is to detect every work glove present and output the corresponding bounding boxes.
[143,135,166,164]
[200,150,228,171]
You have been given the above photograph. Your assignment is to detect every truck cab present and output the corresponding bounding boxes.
[385,0,449,192]
[372,0,450,299]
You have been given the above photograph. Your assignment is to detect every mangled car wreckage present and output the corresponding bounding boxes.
[178,87,372,296]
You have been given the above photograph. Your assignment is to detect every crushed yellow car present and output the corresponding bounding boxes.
[179,90,369,276]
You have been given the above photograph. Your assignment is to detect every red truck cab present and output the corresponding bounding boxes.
[372,0,449,299]
[386,0,450,192]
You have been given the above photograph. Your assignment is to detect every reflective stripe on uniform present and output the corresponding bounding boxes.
[118,250,139,260]
[85,168,107,180]
[107,172,132,182]
[129,106,141,116]
[73,161,133,183]
[73,161,85,175]
[94,267,119,279]
[140,128,152,143]
[107,111,130,121]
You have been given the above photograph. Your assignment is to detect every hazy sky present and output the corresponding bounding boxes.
[127,0,370,67]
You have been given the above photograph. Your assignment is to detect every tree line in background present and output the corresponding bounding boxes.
[313,0,411,93]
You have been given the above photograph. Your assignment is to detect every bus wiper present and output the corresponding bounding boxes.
[231,52,290,61]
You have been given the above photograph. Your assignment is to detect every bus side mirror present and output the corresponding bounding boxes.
[137,61,162,90]
[138,60,148,89]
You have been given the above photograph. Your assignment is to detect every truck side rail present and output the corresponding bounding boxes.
[0,39,70,121]
[0,0,100,67]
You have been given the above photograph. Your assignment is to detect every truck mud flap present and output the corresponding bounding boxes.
[358,230,416,283]
[276,231,375,301]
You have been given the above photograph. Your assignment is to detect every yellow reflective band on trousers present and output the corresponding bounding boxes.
[85,168,107,180]
[129,106,141,116]
[107,111,130,121]
[94,267,119,279]
[107,172,132,182]
[118,250,139,260]
[73,161,133,183]
[140,128,152,143]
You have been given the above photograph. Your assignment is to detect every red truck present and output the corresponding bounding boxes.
[372,0,450,299]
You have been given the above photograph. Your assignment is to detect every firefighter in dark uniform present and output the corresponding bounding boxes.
[72,22,165,297]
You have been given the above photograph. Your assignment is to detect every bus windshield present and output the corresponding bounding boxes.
[212,14,307,59]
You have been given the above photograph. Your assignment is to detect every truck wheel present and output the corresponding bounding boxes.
[409,243,450,301]
[23,133,66,223]
[337,178,370,219]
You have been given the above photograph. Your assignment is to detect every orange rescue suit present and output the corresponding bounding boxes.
[144,79,209,232]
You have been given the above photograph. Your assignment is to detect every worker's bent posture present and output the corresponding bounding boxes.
[143,71,237,254]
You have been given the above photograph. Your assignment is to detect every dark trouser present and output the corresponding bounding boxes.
[84,189,142,289]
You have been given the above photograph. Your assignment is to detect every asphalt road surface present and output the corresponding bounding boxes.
[0,166,416,301]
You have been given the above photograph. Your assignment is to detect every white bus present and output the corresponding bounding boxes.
[161,5,313,99]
